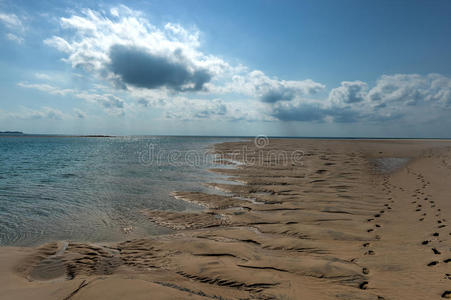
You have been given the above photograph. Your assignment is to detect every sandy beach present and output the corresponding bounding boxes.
[1,139,450,300]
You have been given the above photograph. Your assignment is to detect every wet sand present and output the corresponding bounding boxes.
[1,139,450,299]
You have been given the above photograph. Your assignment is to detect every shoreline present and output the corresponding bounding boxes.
[1,139,451,299]
[2,134,451,140]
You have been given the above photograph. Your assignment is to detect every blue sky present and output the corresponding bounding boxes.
[1,0,451,137]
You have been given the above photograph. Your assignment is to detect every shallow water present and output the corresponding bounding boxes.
[373,157,410,173]
[0,136,239,246]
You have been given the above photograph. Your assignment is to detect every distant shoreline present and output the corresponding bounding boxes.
[0,134,115,138]
[1,133,451,140]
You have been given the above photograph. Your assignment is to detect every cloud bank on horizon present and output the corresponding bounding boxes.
[1,2,451,136]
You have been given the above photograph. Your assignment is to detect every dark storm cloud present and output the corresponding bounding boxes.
[109,44,211,91]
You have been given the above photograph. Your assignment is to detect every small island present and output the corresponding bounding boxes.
[0,131,24,136]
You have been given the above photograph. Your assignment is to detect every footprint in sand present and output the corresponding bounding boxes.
[432,248,441,255]
[359,281,369,290]
[441,290,451,298]
[427,261,439,266]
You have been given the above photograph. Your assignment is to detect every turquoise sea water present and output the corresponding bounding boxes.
[0,136,238,246]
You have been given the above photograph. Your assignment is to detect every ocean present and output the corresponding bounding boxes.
[0,136,239,246]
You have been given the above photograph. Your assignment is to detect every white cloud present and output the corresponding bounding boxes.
[44,6,228,88]
[74,92,126,116]
[161,97,269,122]
[44,36,72,53]
[44,6,324,104]
[6,33,23,43]
[328,81,368,105]
[0,13,23,31]
[0,12,26,43]
[34,73,53,81]
[329,74,451,116]
[368,73,451,107]
[17,81,126,116]
[17,82,74,96]
[8,106,65,120]
[220,70,325,102]
[38,6,451,126]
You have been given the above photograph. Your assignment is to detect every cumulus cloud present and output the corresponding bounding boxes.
[271,101,327,122]
[221,70,325,102]
[269,99,401,123]
[44,6,323,104]
[259,79,325,103]
[368,73,451,107]
[327,74,451,113]
[38,5,451,126]
[271,73,451,123]
[328,81,368,105]
[109,44,211,91]
[44,6,227,91]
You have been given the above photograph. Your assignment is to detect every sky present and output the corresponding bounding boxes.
[1,0,451,137]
